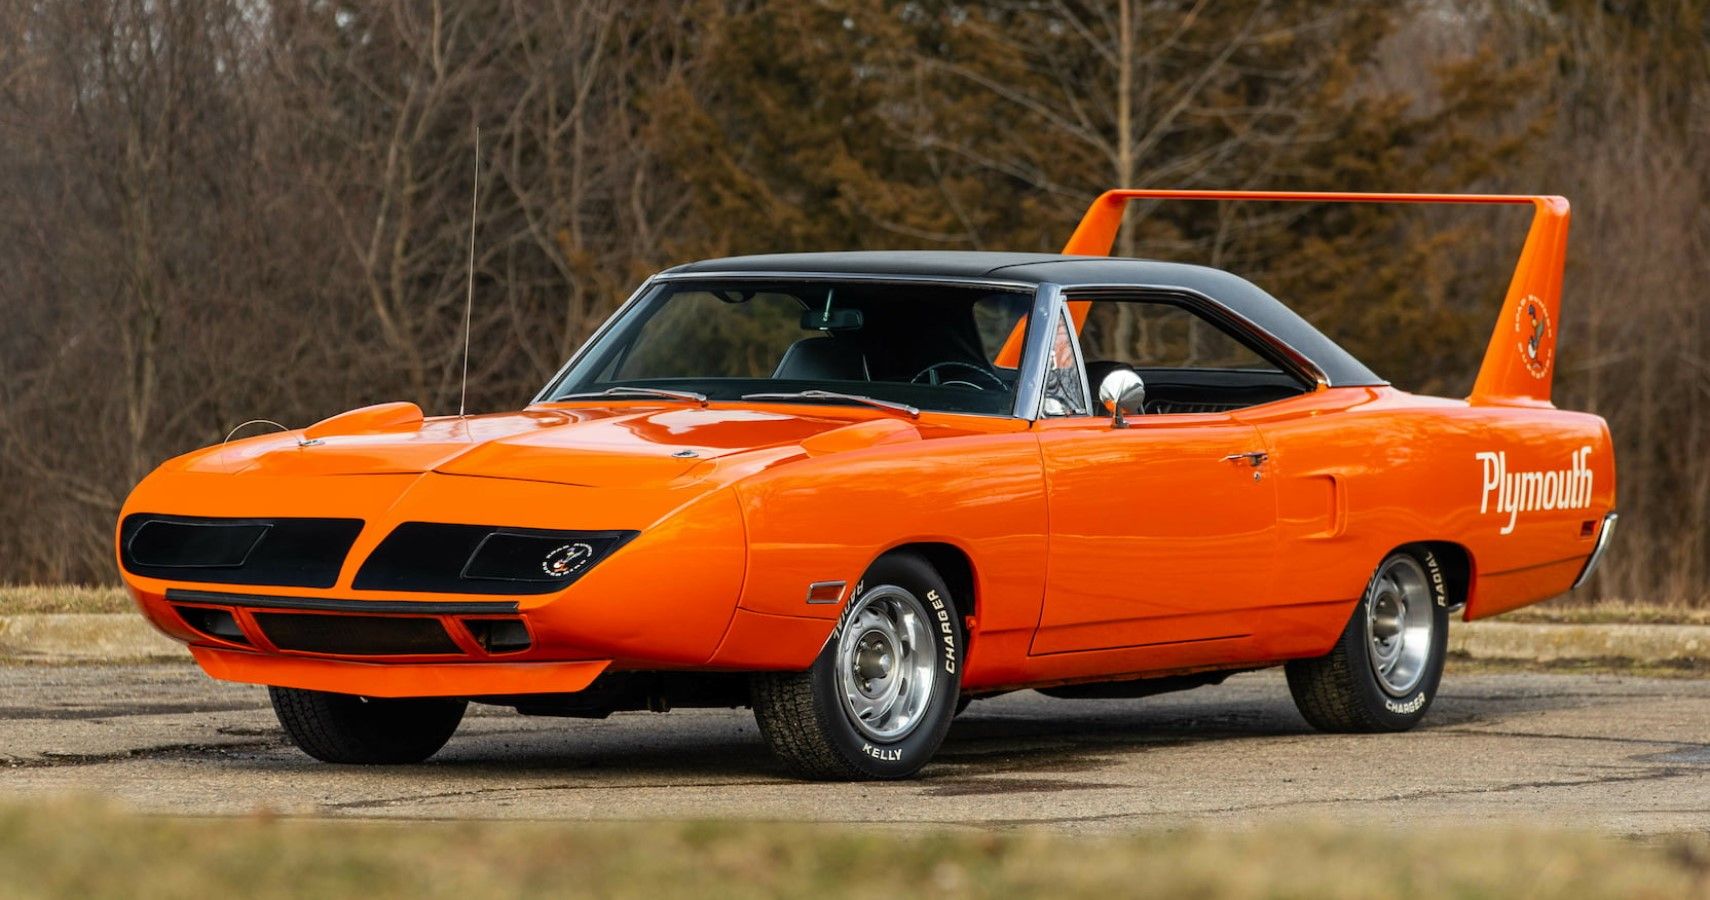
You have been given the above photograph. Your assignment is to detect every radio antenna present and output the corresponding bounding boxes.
[458,125,480,417]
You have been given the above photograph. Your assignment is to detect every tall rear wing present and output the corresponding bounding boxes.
[1064,190,1572,407]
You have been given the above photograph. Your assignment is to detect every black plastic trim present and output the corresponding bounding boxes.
[353,522,639,595]
[119,514,363,588]
[254,612,461,656]
[165,588,519,616]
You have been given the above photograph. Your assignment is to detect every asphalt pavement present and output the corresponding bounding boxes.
[2,663,1706,833]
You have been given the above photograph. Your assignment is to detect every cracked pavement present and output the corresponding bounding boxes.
[1,663,1706,832]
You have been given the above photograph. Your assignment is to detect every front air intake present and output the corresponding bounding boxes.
[462,618,533,654]
[172,606,251,646]
[254,613,461,656]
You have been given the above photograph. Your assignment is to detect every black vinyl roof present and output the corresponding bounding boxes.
[664,251,1384,386]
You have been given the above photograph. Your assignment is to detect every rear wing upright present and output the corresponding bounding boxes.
[1062,190,1572,407]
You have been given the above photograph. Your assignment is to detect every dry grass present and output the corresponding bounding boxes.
[1447,652,1710,679]
[1494,600,1710,626]
[0,585,131,615]
[0,801,1704,900]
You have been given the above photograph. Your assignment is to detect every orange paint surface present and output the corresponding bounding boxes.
[115,190,1612,699]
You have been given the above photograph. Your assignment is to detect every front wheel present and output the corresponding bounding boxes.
[1285,547,1450,732]
[751,553,963,780]
[269,687,466,764]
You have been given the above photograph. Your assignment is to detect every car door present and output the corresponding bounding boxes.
[1029,295,1282,655]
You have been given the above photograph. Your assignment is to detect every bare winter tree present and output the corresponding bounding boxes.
[0,0,1703,604]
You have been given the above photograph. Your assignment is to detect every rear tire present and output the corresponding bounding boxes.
[1286,547,1450,733]
[269,687,465,764]
[751,553,963,780]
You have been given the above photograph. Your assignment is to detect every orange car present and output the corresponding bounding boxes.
[117,190,1615,779]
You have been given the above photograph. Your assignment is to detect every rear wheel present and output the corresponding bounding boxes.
[751,553,963,780]
[1286,547,1450,732]
[269,687,465,764]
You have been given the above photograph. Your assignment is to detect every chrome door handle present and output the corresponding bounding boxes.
[1223,451,1268,467]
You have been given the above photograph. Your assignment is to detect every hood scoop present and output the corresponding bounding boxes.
[302,402,425,441]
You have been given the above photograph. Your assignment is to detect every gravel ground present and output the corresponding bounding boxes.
[1,663,1705,833]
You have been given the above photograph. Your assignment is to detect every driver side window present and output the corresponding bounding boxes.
[1079,299,1274,372]
[1068,294,1309,416]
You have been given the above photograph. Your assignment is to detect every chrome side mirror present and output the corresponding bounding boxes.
[1099,369,1146,429]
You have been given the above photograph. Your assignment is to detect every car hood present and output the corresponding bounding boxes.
[177,404,927,487]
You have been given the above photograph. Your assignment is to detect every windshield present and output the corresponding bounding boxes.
[544,280,1037,416]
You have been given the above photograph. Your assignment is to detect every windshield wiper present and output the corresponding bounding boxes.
[741,390,920,418]
[555,386,708,405]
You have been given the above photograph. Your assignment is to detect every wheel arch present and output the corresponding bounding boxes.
[1410,540,1474,613]
[879,541,977,634]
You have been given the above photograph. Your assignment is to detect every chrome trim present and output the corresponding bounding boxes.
[1572,512,1618,589]
[533,276,658,403]
[651,270,1038,292]
[835,584,938,741]
[1013,283,1065,420]
[1363,554,1437,697]
[1061,304,1093,415]
[1058,283,1334,389]
[805,580,848,605]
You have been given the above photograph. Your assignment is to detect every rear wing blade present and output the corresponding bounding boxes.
[1062,190,1572,407]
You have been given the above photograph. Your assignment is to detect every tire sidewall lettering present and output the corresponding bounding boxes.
[1360,548,1449,725]
[820,559,962,775]
[1421,549,1449,608]
[927,588,957,675]
[1383,692,1428,715]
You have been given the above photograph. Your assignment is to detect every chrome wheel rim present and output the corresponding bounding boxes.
[1364,556,1436,697]
[836,586,937,742]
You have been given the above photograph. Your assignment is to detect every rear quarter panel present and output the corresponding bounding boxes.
[1239,386,1615,641]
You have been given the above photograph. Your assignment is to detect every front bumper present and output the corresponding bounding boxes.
[120,470,755,674]
[157,587,608,696]
[190,645,609,698]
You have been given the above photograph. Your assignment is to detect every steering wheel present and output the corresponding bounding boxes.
[910,361,1008,392]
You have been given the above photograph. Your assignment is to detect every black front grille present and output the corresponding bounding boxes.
[120,514,363,588]
[353,522,637,595]
[254,612,461,656]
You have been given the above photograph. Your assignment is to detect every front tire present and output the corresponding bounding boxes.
[1285,547,1450,733]
[269,687,466,764]
[751,553,964,780]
